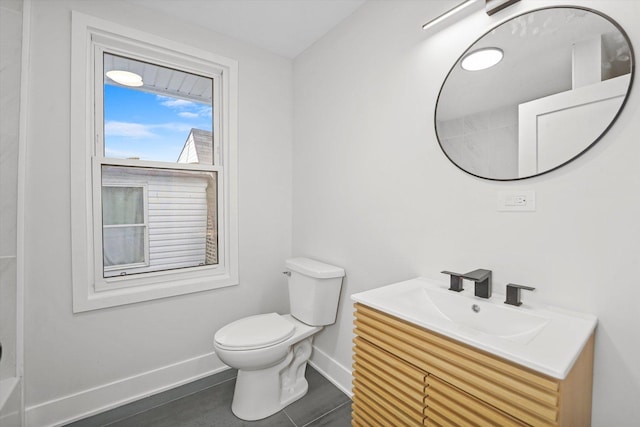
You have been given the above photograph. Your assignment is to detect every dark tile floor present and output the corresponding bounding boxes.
[66,366,352,427]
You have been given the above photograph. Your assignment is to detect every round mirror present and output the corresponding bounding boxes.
[435,7,634,180]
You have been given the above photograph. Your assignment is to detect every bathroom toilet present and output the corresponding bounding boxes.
[213,257,345,421]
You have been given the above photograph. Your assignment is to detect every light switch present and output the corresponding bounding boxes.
[498,190,536,212]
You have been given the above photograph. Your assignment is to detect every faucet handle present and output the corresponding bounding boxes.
[459,269,492,283]
[441,271,464,292]
[504,283,535,306]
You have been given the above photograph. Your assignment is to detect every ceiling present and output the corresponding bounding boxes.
[130,0,367,58]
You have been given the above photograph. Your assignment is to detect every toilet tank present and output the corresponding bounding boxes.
[286,257,345,326]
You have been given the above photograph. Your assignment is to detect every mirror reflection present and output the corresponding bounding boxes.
[435,7,633,180]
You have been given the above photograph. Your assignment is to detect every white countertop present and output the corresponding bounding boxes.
[352,277,597,379]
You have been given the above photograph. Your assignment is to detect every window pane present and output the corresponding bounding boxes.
[102,165,218,277]
[104,226,145,267]
[102,186,144,225]
[103,53,214,164]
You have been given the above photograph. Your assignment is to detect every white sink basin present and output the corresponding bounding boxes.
[352,277,597,379]
[409,286,550,344]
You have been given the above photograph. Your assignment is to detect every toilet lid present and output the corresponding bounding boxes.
[215,313,295,350]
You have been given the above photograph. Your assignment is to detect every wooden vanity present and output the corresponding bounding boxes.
[351,303,595,426]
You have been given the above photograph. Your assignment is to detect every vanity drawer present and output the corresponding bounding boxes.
[354,336,427,397]
[352,336,427,426]
[354,303,561,426]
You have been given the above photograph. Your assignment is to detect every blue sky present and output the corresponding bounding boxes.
[104,84,213,162]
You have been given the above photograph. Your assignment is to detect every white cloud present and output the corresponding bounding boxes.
[105,121,198,138]
[156,95,196,109]
[105,121,155,138]
[199,106,213,118]
[178,107,212,120]
[162,98,196,108]
[156,95,212,120]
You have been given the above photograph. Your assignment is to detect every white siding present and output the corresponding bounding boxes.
[147,178,208,270]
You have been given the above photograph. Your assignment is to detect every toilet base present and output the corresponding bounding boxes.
[231,337,314,421]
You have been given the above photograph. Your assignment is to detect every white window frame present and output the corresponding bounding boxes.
[70,12,238,312]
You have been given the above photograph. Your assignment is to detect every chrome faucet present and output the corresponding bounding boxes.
[441,269,492,298]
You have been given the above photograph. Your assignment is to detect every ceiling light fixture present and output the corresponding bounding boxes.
[422,0,479,31]
[485,0,521,16]
[422,0,522,31]
[461,47,504,71]
[106,70,144,87]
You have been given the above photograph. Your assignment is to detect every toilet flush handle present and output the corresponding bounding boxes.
[283,271,291,277]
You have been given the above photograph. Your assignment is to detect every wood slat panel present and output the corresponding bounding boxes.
[354,337,426,391]
[427,375,530,427]
[352,357,423,402]
[351,402,376,426]
[424,414,445,427]
[351,406,370,427]
[353,385,397,425]
[354,363,425,414]
[352,399,392,427]
[354,304,560,425]
[354,373,424,420]
[352,392,423,427]
[426,401,474,427]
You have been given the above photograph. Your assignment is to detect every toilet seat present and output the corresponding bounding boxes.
[214,313,295,351]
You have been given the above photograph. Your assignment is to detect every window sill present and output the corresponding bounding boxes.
[73,270,238,313]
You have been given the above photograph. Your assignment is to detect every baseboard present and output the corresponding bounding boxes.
[25,346,352,426]
[309,345,353,398]
[25,351,227,427]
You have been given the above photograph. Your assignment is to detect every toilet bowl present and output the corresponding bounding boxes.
[213,257,345,421]
[215,314,321,420]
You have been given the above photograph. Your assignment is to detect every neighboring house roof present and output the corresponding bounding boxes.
[177,128,213,164]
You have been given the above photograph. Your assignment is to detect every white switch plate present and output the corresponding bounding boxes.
[497,190,536,212]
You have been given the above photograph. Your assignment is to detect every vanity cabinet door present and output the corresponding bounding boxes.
[425,374,526,426]
[352,336,427,426]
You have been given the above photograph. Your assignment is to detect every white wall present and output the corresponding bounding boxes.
[23,0,292,424]
[0,0,22,384]
[293,1,640,425]
[0,0,23,423]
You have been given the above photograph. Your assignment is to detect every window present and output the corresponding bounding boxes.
[98,52,219,279]
[102,184,148,272]
[100,166,217,278]
[71,13,238,312]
